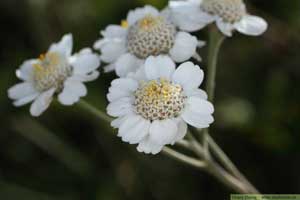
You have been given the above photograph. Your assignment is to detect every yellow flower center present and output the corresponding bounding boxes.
[33,52,72,92]
[121,20,129,28]
[201,0,246,23]
[134,79,186,121]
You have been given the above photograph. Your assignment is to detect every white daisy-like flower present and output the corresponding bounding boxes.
[107,55,214,154]
[94,5,205,77]
[169,0,268,37]
[8,34,101,117]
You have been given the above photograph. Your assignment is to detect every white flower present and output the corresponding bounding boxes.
[94,5,205,77]
[106,56,214,154]
[8,34,101,117]
[169,0,268,37]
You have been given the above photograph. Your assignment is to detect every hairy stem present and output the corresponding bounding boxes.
[202,27,259,194]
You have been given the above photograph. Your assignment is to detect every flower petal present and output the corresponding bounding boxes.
[107,78,138,102]
[16,59,36,81]
[187,88,208,99]
[71,49,100,75]
[58,79,87,105]
[149,119,178,145]
[137,137,164,155]
[8,82,38,100]
[99,25,127,39]
[216,19,234,37]
[181,97,214,128]
[97,39,127,63]
[127,5,159,26]
[171,118,188,145]
[106,97,133,117]
[111,116,127,129]
[115,53,143,77]
[169,2,214,32]
[235,15,268,36]
[144,56,175,80]
[172,62,204,92]
[169,32,198,63]
[30,88,56,117]
[69,71,100,82]
[13,93,39,107]
[48,34,73,57]
[119,114,150,144]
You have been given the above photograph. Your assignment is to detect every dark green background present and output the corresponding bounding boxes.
[0,0,300,199]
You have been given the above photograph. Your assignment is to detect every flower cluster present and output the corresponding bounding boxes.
[94,5,204,77]
[8,1,267,154]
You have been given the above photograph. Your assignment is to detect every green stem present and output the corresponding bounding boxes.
[206,27,225,102]
[202,28,259,194]
[78,100,113,124]
[207,135,260,193]
[163,147,206,169]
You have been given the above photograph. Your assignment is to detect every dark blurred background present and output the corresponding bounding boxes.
[0,0,300,199]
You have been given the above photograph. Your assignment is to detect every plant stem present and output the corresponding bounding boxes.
[163,147,206,169]
[206,27,225,102]
[207,135,260,193]
[78,100,113,124]
[202,28,259,194]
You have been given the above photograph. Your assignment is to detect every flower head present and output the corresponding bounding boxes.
[107,56,214,154]
[8,34,101,117]
[94,5,205,77]
[169,0,268,37]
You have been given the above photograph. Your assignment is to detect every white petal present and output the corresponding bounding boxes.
[16,59,36,81]
[99,25,127,39]
[172,119,188,144]
[187,88,208,99]
[106,97,133,117]
[170,3,214,32]
[111,116,127,129]
[13,93,39,107]
[149,119,178,145]
[8,82,38,100]
[58,79,87,105]
[172,62,204,92]
[137,137,164,155]
[99,39,127,63]
[216,19,234,37]
[115,53,143,77]
[144,56,175,80]
[48,34,73,57]
[169,32,198,62]
[127,5,159,26]
[107,78,138,102]
[69,71,100,82]
[128,65,148,82]
[103,63,116,73]
[30,88,55,117]
[71,51,100,75]
[181,97,214,128]
[119,115,150,144]
[235,15,268,36]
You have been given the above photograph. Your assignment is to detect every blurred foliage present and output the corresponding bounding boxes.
[0,0,300,199]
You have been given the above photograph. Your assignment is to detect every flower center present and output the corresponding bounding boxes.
[33,52,72,92]
[134,79,186,121]
[127,15,176,59]
[201,0,246,23]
